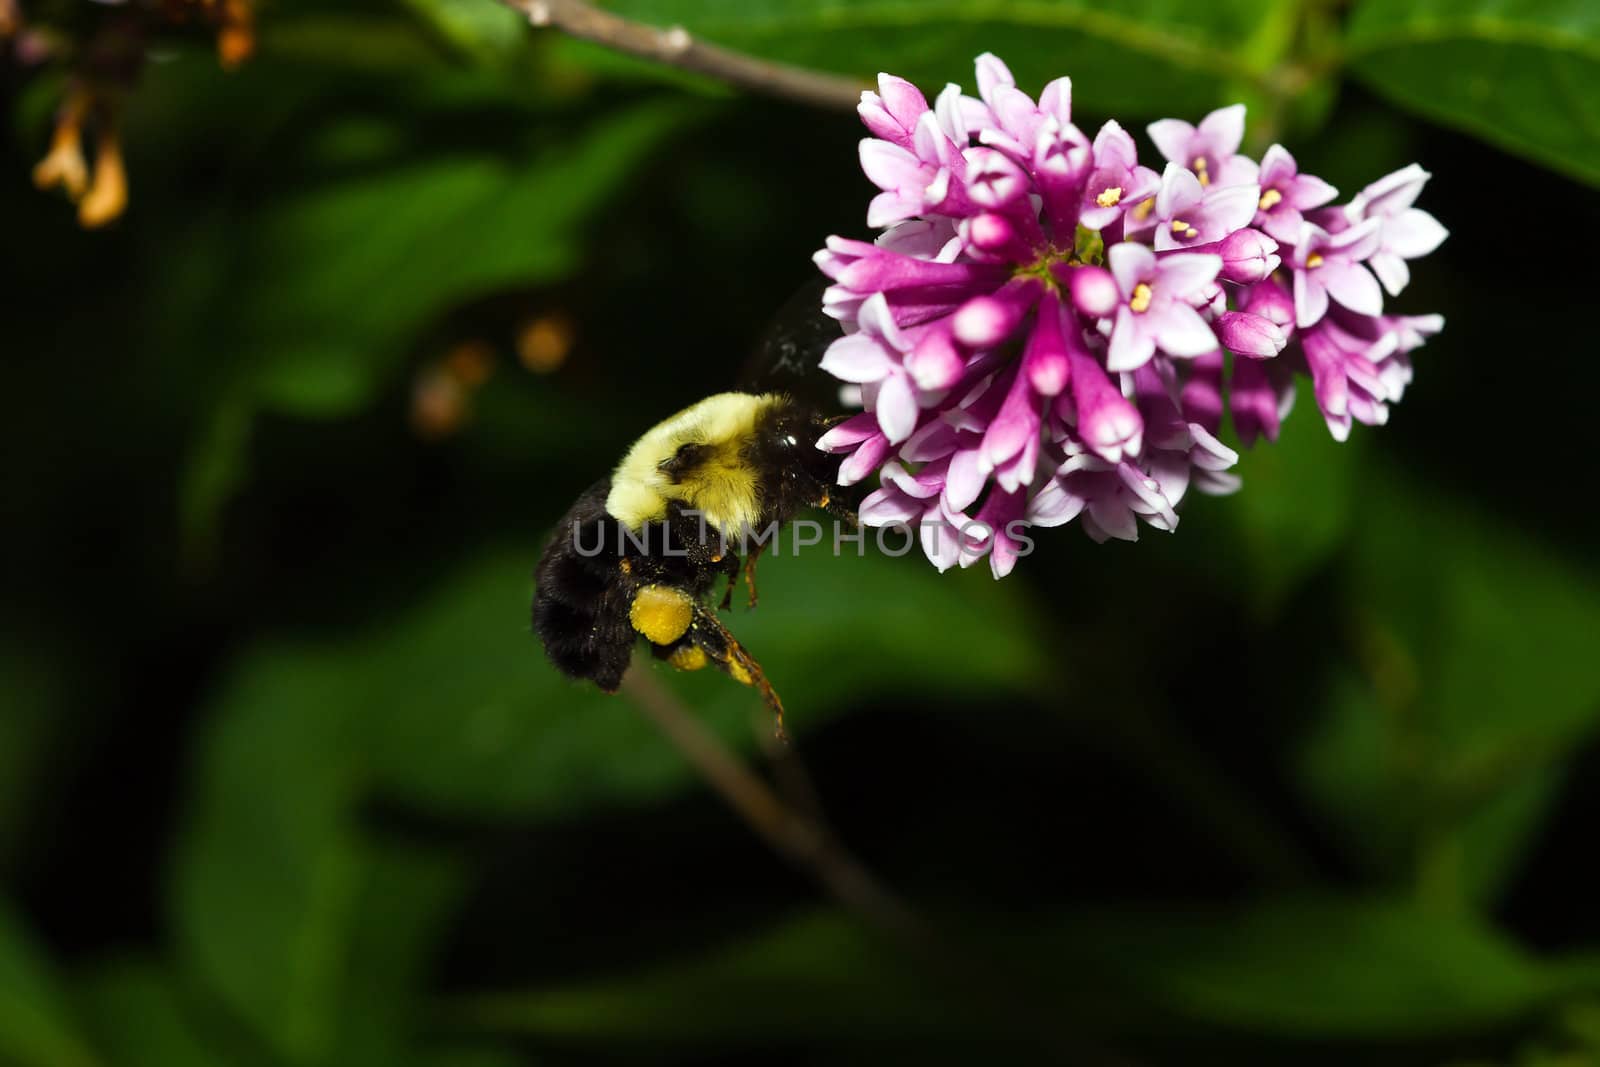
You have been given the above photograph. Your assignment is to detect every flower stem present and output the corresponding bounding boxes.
[619,665,924,945]
[619,665,1144,1066]
[500,0,866,110]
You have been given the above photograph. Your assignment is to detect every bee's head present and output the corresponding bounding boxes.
[606,392,776,534]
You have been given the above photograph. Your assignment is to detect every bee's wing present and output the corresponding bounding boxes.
[737,277,844,409]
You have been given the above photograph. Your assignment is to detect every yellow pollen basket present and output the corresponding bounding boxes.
[1259,188,1283,211]
[630,584,694,645]
[667,645,709,672]
[1306,252,1325,269]
[1129,282,1154,313]
[1096,186,1123,208]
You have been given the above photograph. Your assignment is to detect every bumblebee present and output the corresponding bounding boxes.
[532,390,853,737]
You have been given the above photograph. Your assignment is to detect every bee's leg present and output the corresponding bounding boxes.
[817,488,859,528]
[686,602,788,743]
[714,550,741,612]
[741,543,765,610]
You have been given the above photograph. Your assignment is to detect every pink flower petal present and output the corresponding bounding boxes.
[837,433,891,485]
[1369,252,1410,297]
[1319,260,1384,317]
[1290,172,1338,210]
[818,334,892,383]
[1155,161,1203,219]
[1107,241,1156,296]
[866,190,919,228]
[1039,75,1072,122]
[1107,307,1155,372]
[974,52,1015,104]
[859,486,921,525]
[1197,103,1246,157]
[1355,163,1429,218]
[1200,182,1260,234]
[1151,301,1219,358]
[877,74,928,128]
[1384,208,1448,258]
[943,447,986,512]
[1258,143,1295,187]
[875,370,920,443]
[1294,272,1329,329]
[859,138,922,191]
[1026,478,1084,527]
[1146,118,1197,165]
[1155,252,1223,301]
[816,411,879,451]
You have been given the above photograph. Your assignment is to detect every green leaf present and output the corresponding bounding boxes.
[172,655,471,1063]
[0,645,74,868]
[399,0,529,63]
[1296,470,1600,904]
[1345,0,1600,185]
[133,53,698,422]
[236,95,695,418]
[600,0,1303,115]
[210,543,1049,822]
[449,911,990,1047]
[178,397,254,574]
[1060,896,1579,1037]
[179,538,1047,1058]
[75,959,255,1067]
[453,899,1596,1050]
[0,900,100,1067]
[1217,377,1366,613]
[173,651,366,1063]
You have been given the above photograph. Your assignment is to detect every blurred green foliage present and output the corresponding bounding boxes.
[3,0,1600,1065]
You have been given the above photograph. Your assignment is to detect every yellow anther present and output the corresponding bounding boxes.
[1129,283,1153,313]
[1132,197,1155,222]
[1095,186,1123,208]
[1306,252,1324,269]
[1170,219,1197,238]
[1258,188,1283,211]
[1193,155,1210,185]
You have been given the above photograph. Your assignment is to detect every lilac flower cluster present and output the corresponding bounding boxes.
[815,54,1446,577]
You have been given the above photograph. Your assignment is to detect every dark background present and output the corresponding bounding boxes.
[3,1,1599,1064]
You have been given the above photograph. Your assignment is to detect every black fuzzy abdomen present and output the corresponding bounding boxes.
[532,480,635,692]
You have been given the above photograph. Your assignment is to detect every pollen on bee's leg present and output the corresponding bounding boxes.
[629,584,694,645]
[667,645,709,672]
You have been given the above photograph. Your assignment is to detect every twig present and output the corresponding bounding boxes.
[501,0,866,110]
[620,666,925,946]
[620,665,1141,1066]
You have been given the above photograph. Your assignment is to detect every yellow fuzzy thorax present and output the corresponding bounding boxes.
[605,392,779,535]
